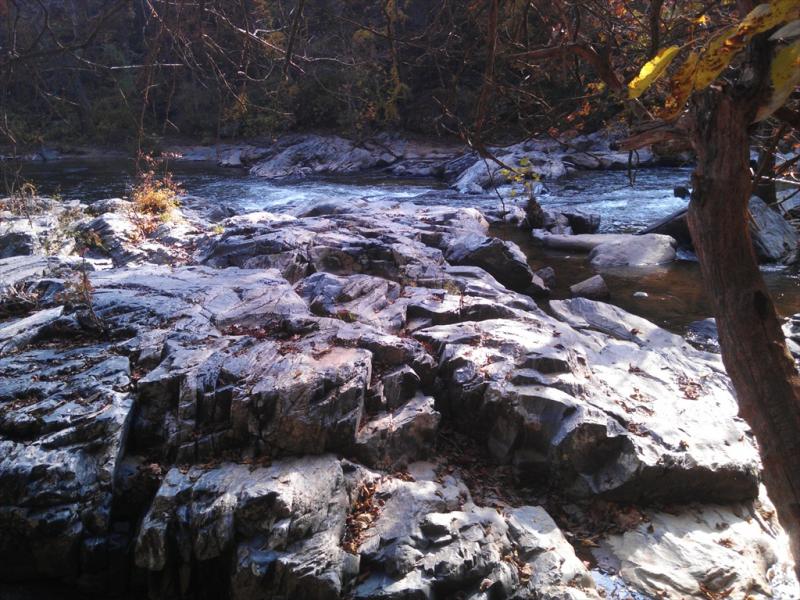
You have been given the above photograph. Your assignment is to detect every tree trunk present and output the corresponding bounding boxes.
[687,90,800,575]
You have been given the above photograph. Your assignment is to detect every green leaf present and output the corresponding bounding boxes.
[628,46,681,99]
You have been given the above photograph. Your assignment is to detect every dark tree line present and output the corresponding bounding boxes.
[1,0,745,150]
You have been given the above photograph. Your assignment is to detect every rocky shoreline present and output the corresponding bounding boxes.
[1,136,799,599]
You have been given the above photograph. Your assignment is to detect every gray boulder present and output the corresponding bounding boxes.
[351,463,599,600]
[596,487,798,599]
[445,233,546,294]
[640,197,799,262]
[533,232,676,267]
[589,234,676,268]
[750,196,798,262]
[416,301,759,503]
[249,135,397,179]
[562,210,601,234]
[570,274,610,300]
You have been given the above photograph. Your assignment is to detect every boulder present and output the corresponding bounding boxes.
[750,196,799,262]
[445,233,546,294]
[77,205,201,268]
[570,274,610,300]
[532,232,677,267]
[638,207,692,246]
[589,234,676,268]
[351,463,600,600]
[562,210,601,234]
[135,456,359,600]
[450,152,568,194]
[249,135,402,179]
[416,302,760,503]
[640,197,800,262]
[353,394,440,468]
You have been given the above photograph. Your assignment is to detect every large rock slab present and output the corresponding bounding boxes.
[532,232,676,267]
[416,300,759,503]
[249,135,397,179]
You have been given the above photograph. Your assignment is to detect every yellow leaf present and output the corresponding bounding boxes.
[694,1,800,92]
[659,51,701,119]
[693,26,739,90]
[756,40,800,121]
[628,46,681,99]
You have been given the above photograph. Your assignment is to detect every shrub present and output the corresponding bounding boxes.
[130,168,180,217]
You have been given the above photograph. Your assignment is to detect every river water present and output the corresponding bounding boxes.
[16,159,800,334]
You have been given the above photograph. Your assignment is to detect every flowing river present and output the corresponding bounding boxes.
[17,158,800,334]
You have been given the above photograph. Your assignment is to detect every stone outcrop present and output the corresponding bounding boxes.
[0,342,133,585]
[416,300,760,504]
[162,133,674,195]
[0,194,796,599]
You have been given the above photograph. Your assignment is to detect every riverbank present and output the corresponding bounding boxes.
[1,164,799,598]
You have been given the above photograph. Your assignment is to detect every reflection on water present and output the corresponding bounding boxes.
[12,158,800,333]
[498,226,800,333]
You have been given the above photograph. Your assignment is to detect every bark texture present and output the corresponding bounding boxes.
[687,89,800,574]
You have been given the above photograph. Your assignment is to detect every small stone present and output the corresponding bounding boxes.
[534,266,556,288]
[570,275,610,301]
